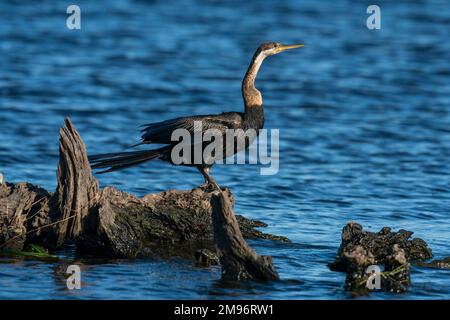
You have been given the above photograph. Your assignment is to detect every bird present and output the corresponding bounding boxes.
[88,42,303,190]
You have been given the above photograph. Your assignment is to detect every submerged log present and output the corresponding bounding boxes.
[328,222,433,292]
[416,257,450,269]
[0,118,288,262]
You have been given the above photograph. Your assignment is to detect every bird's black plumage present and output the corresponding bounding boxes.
[139,111,247,145]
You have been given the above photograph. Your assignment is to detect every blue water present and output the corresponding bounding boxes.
[1,0,450,299]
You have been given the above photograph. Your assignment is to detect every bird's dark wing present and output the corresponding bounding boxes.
[139,112,244,145]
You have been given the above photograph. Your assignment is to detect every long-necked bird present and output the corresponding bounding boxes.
[89,42,303,189]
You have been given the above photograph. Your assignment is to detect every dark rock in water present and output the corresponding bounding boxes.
[195,249,220,267]
[329,221,432,293]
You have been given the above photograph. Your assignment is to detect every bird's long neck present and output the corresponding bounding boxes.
[242,51,265,113]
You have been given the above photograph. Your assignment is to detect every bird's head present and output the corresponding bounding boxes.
[256,42,304,57]
[242,42,304,107]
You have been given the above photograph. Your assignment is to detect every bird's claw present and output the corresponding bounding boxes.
[199,181,221,192]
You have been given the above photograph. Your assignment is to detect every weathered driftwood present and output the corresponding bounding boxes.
[0,118,287,277]
[328,222,433,292]
[195,248,220,267]
[0,181,51,251]
[211,192,279,280]
[54,119,99,245]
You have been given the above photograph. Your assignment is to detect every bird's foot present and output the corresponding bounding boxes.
[198,181,222,193]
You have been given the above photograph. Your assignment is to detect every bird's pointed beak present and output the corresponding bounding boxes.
[277,44,304,53]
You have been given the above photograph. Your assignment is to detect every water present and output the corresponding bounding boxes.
[1,0,449,299]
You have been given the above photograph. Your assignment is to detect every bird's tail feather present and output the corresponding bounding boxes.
[88,148,167,174]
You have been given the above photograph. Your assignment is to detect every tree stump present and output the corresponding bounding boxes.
[54,118,99,245]
[0,118,288,267]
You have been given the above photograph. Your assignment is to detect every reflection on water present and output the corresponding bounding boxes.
[1,0,450,299]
